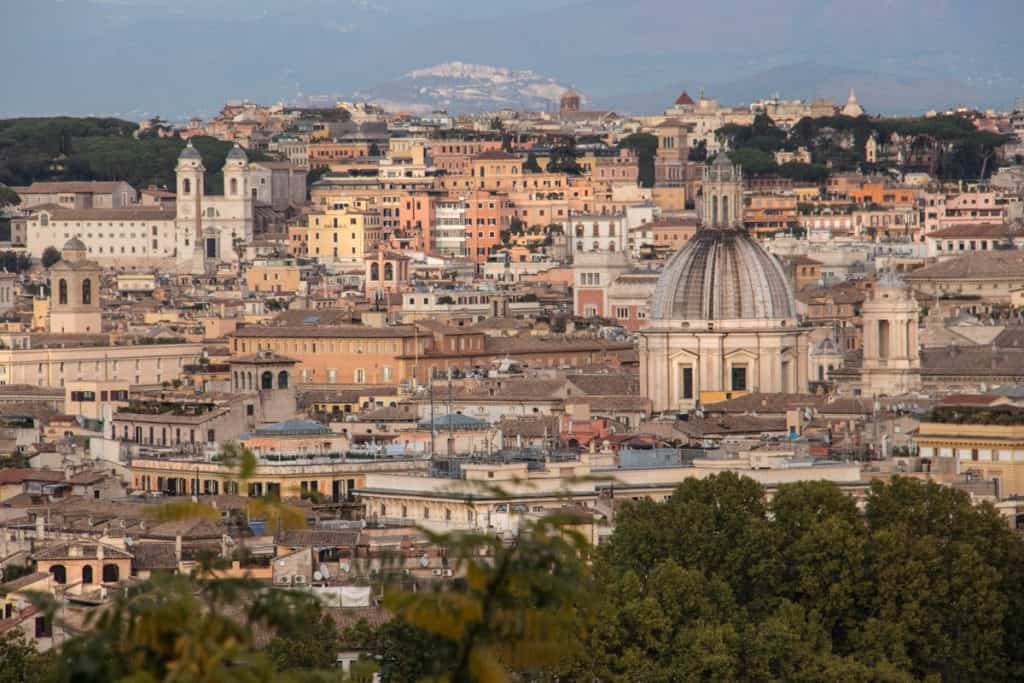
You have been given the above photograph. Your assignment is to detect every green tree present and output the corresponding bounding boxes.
[618,132,658,187]
[41,246,61,268]
[0,185,20,208]
[266,611,341,671]
[384,512,591,682]
[687,139,707,162]
[523,151,542,173]
[726,148,777,176]
[0,630,50,683]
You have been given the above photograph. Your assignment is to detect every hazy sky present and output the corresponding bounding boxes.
[3,0,1022,119]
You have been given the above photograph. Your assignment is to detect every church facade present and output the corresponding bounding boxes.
[174,141,255,273]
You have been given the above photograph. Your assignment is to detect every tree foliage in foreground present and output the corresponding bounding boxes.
[11,473,1024,682]
[579,473,1024,683]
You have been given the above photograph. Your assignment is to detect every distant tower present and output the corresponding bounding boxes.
[49,238,102,334]
[223,143,249,202]
[701,155,744,229]
[228,351,298,424]
[175,141,206,272]
[860,273,921,396]
[560,88,581,114]
[842,88,865,117]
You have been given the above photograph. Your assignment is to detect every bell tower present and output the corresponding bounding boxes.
[175,140,206,273]
[49,238,102,334]
[861,273,921,396]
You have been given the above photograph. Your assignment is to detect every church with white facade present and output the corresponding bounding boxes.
[175,141,255,273]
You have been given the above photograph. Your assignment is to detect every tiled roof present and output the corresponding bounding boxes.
[33,540,132,561]
[0,469,66,485]
[131,543,178,570]
[33,206,175,221]
[904,250,1024,280]
[927,223,1018,240]
[22,181,129,194]
[232,324,417,339]
[276,529,360,548]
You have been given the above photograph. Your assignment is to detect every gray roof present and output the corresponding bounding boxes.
[226,144,248,161]
[63,237,86,251]
[252,419,331,437]
[418,413,490,430]
[178,141,202,160]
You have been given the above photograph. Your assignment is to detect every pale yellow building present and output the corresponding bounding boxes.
[916,407,1024,498]
[298,199,383,262]
[245,260,302,294]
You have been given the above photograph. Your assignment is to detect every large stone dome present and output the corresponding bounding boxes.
[650,228,796,321]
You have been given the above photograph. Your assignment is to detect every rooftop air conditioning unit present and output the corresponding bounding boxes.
[431,568,443,576]
[275,575,292,585]
[293,575,306,584]
[443,569,454,577]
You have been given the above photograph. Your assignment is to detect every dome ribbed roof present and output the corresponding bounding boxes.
[650,229,796,321]
[63,237,86,251]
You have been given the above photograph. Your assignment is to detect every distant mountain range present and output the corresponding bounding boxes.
[2,0,1022,118]
[341,61,996,117]
[351,62,572,114]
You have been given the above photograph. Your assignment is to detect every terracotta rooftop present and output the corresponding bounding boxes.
[904,250,1024,280]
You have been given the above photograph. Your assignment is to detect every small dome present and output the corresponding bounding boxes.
[675,91,694,106]
[63,237,86,251]
[226,143,248,161]
[650,229,796,321]
[178,140,202,160]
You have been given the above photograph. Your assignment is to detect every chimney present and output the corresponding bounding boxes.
[97,542,104,564]
[35,514,45,541]
[174,534,182,564]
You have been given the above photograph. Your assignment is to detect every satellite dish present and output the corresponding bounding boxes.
[313,571,323,581]
[318,563,330,579]
[340,561,351,573]
[419,554,430,568]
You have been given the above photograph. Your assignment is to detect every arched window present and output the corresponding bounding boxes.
[229,178,238,195]
[246,372,253,390]
[50,565,66,584]
[591,223,599,237]
[575,224,584,238]
[82,565,94,584]
[261,371,273,389]
[592,241,600,251]
[183,178,191,195]
[82,278,92,306]
[384,262,394,280]
[40,214,49,226]
[608,223,616,236]
[721,196,729,226]
[278,371,289,389]
[712,195,718,226]
[58,279,68,305]
[609,242,616,252]
[878,320,890,360]
[906,320,913,358]
[370,262,379,280]
[102,564,119,583]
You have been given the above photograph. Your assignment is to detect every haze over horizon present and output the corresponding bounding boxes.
[3,0,1023,119]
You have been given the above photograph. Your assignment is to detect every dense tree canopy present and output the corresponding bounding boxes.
[0,117,261,194]
[575,474,1024,682]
